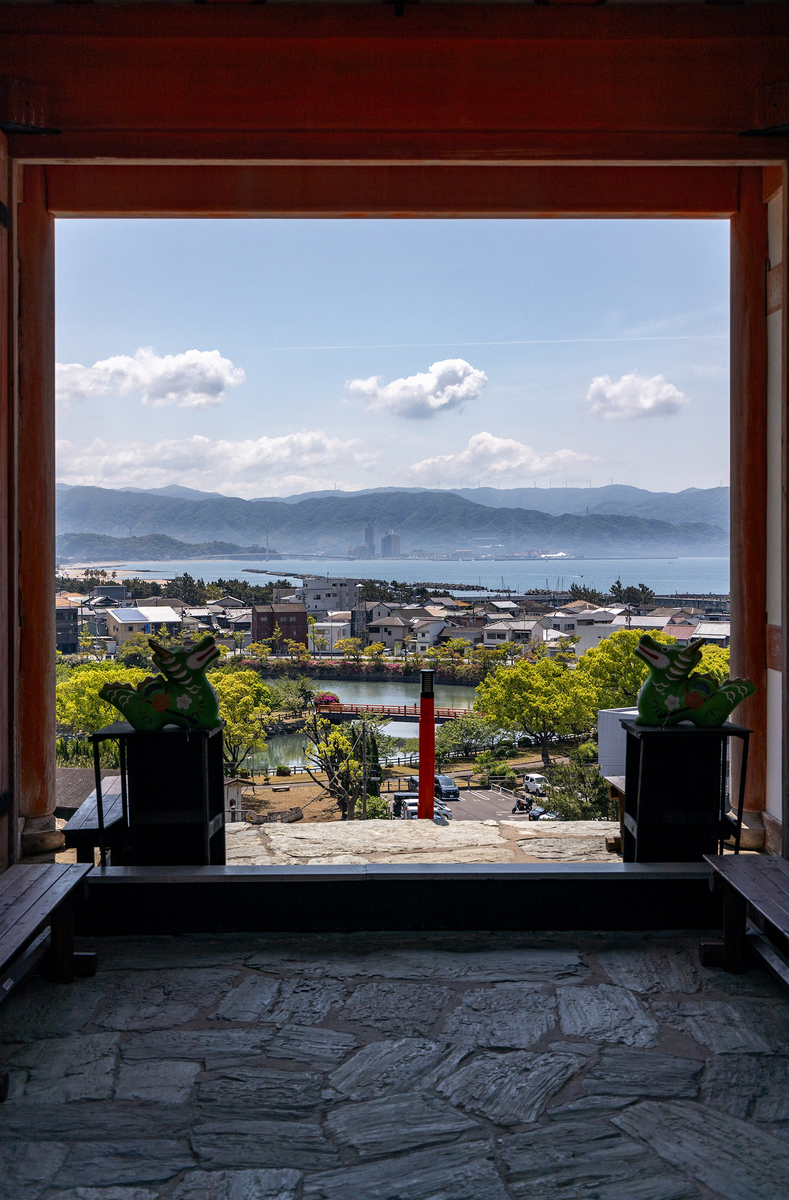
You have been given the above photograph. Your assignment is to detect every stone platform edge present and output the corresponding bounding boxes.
[76,862,721,936]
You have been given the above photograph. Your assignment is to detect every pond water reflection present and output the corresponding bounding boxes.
[257,679,475,770]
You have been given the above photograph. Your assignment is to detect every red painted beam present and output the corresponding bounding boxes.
[16,166,56,827]
[0,7,787,164]
[45,164,741,218]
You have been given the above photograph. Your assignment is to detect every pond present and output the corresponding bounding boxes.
[257,679,475,771]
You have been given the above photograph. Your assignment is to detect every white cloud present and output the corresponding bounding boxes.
[57,431,380,499]
[348,358,487,418]
[56,347,246,410]
[586,372,688,420]
[410,431,593,484]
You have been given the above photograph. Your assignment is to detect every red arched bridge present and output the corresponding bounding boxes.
[315,701,469,724]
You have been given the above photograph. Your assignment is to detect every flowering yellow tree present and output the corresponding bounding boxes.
[208,669,270,775]
[56,663,150,734]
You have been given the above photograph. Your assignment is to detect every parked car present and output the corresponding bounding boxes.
[523,774,548,796]
[406,775,460,801]
[394,792,453,820]
[528,806,560,821]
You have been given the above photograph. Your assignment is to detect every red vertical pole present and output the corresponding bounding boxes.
[418,669,435,820]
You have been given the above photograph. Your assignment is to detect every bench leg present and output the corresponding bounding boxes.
[48,901,75,984]
[722,882,748,974]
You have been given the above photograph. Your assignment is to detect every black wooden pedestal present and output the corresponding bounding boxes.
[91,722,225,866]
[621,720,749,863]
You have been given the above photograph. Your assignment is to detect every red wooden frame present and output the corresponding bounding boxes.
[1,5,787,866]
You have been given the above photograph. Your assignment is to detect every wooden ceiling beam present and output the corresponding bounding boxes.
[45,163,741,218]
[1,6,788,164]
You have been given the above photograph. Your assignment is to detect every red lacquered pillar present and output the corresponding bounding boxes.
[418,669,435,820]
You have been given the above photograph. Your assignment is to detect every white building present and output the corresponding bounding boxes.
[309,618,351,654]
[301,578,364,616]
[366,615,412,653]
[104,606,182,646]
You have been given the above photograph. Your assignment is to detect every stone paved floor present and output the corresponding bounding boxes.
[2,930,789,1199]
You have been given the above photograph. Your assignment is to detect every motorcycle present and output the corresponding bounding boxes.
[511,797,532,814]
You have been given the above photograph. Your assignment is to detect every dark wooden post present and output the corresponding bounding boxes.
[0,134,11,869]
[16,165,58,854]
[730,167,768,843]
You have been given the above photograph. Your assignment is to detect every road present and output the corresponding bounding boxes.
[448,788,536,822]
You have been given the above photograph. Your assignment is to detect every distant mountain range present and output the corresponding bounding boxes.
[250,484,731,528]
[55,484,728,560]
[58,480,728,529]
[55,533,269,563]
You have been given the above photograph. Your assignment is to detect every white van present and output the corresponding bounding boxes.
[523,774,548,796]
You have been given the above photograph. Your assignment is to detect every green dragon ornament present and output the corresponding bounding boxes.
[99,635,222,732]
[634,634,755,728]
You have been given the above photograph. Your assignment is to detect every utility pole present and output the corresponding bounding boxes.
[361,720,367,820]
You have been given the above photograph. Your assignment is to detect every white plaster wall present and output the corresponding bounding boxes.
[766,667,784,822]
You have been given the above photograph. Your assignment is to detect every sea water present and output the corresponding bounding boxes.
[87,555,730,596]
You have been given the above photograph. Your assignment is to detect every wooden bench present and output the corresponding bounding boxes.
[63,776,126,864]
[0,863,95,991]
[0,863,96,1102]
[703,854,789,982]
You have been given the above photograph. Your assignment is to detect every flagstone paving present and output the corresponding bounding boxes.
[225,818,622,866]
[2,930,789,1198]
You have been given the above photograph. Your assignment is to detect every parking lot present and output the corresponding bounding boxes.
[449,789,537,822]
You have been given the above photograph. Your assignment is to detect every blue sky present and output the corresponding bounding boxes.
[55,217,729,498]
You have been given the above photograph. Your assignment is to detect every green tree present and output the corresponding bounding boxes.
[302,715,362,819]
[335,637,364,663]
[244,640,272,666]
[576,628,677,708]
[435,713,497,760]
[284,638,311,664]
[475,657,598,767]
[56,663,150,734]
[122,577,162,599]
[114,631,157,669]
[569,582,607,605]
[270,622,285,655]
[209,669,270,775]
[544,752,616,821]
[365,641,387,664]
[78,627,102,660]
[608,579,655,606]
[163,573,206,605]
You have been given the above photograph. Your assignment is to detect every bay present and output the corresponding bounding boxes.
[99,556,730,597]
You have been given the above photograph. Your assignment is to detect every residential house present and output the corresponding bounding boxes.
[104,606,182,647]
[410,616,448,652]
[609,614,675,634]
[55,597,80,654]
[134,596,189,611]
[482,621,513,646]
[251,602,308,648]
[90,584,127,603]
[694,621,731,647]
[309,618,351,654]
[665,624,699,646]
[366,615,412,654]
